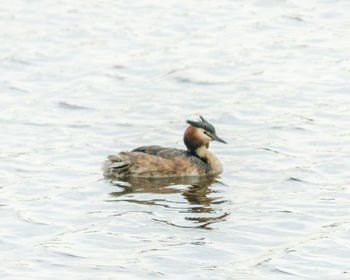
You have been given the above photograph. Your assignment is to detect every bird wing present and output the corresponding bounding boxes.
[132,145,187,159]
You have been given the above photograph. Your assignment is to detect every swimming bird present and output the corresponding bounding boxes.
[103,116,226,179]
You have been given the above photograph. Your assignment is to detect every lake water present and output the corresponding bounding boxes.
[1,0,350,279]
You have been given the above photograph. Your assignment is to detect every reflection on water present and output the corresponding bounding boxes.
[109,176,229,229]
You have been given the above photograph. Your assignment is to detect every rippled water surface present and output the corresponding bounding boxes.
[1,0,350,279]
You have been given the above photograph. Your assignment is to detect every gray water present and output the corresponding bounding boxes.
[1,0,350,279]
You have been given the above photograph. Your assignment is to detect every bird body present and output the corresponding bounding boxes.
[103,116,226,179]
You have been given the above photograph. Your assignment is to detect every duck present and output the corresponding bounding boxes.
[103,116,226,179]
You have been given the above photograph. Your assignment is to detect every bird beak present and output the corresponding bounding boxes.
[212,134,227,144]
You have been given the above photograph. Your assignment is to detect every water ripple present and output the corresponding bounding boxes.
[1,0,350,279]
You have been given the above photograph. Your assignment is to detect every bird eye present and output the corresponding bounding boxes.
[204,131,212,137]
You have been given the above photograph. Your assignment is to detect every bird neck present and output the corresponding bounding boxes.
[194,145,210,159]
[194,145,223,175]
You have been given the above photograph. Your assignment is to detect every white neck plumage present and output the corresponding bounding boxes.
[195,146,223,175]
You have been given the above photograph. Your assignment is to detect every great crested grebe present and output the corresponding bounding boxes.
[103,116,226,179]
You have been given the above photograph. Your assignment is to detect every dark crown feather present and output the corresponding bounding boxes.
[186,115,216,134]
